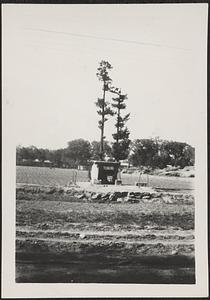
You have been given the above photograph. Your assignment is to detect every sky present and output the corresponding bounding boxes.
[3,4,208,149]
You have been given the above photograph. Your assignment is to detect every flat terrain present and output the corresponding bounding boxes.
[16,166,195,284]
[16,166,194,191]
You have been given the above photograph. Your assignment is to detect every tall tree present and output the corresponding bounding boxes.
[110,87,130,161]
[96,61,114,160]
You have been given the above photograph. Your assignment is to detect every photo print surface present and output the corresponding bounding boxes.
[2,2,208,298]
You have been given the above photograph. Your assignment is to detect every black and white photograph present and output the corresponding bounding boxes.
[2,2,208,298]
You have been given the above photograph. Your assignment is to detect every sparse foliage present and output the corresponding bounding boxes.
[96,61,114,160]
[110,87,130,161]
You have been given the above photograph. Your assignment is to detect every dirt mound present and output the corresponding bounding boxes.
[16,184,194,205]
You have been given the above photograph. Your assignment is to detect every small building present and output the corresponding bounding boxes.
[78,165,89,171]
[90,161,120,185]
[44,160,51,163]
[120,159,130,168]
[43,160,53,167]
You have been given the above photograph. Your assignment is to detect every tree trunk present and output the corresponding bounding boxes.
[115,101,120,162]
[100,84,106,160]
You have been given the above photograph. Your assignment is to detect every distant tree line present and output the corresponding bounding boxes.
[16,137,195,169]
[130,138,195,169]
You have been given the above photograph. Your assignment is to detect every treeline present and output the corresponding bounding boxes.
[16,138,195,169]
[16,139,111,169]
[130,138,194,169]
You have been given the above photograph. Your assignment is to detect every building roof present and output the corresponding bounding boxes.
[92,160,120,166]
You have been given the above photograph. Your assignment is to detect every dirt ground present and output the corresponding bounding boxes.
[16,182,195,283]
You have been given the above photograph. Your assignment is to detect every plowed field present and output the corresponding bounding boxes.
[16,184,195,283]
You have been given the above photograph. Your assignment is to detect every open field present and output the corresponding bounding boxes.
[16,166,194,191]
[16,166,195,283]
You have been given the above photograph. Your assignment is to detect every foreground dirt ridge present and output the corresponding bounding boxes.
[16,184,194,256]
[16,183,194,204]
[16,182,195,283]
